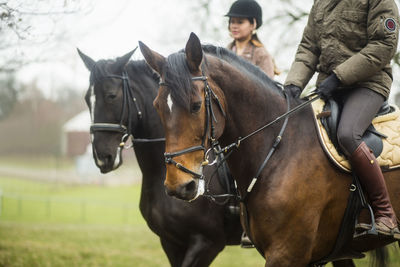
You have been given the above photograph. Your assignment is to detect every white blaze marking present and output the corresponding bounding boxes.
[93,147,105,167]
[90,85,96,123]
[167,93,173,112]
[113,147,121,169]
[190,179,205,202]
[189,165,205,201]
[89,85,98,159]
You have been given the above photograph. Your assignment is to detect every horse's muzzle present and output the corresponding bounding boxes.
[165,179,204,201]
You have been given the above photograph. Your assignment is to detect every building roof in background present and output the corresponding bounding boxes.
[63,110,90,132]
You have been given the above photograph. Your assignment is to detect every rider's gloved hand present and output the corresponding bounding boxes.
[316,73,340,99]
[284,84,302,99]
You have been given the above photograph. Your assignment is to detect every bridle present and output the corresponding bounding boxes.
[160,49,320,202]
[160,64,288,200]
[161,72,226,180]
[90,69,165,148]
[161,63,320,202]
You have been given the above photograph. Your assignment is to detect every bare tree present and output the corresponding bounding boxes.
[0,74,18,120]
[0,0,93,119]
[0,0,93,72]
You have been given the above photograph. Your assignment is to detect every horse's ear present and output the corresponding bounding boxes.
[139,41,166,75]
[114,47,137,71]
[185,32,203,72]
[77,48,96,71]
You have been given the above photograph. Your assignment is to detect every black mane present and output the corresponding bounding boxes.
[202,45,282,92]
[126,60,160,83]
[90,59,111,84]
[91,59,159,84]
[164,44,283,111]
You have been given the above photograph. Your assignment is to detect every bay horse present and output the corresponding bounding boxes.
[77,48,244,267]
[138,33,399,266]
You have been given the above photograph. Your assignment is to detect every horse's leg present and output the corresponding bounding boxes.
[160,237,185,267]
[181,234,224,267]
[332,259,356,267]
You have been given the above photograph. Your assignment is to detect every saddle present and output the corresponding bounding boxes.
[319,98,390,157]
[312,98,400,172]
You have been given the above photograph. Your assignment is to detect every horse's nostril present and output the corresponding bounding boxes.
[184,180,196,193]
[164,180,197,200]
[105,154,112,164]
[165,186,175,196]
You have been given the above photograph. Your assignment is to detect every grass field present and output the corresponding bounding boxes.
[0,157,398,266]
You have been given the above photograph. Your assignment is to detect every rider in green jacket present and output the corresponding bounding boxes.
[285,0,400,238]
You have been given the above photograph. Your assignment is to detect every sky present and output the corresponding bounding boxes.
[9,0,400,101]
[13,0,400,104]
[12,0,316,99]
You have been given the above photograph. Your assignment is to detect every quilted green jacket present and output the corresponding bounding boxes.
[285,0,399,99]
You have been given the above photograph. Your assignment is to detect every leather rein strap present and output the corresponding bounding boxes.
[214,93,321,202]
[161,65,320,202]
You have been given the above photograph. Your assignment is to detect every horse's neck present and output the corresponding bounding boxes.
[133,115,166,205]
[133,141,165,189]
[215,67,287,146]
[128,63,164,141]
[222,86,317,196]
[127,68,166,199]
[212,67,288,193]
[131,140,166,222]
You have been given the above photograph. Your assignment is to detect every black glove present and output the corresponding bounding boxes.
[316,73,340,99]
[284,84,302,98]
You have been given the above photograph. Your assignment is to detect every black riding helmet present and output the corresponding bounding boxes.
[225,0,262,29]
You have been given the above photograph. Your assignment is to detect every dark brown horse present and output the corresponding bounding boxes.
[139,33,399,266]
[77,48,244,267]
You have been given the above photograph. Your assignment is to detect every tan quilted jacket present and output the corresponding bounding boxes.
[227,40,278,78]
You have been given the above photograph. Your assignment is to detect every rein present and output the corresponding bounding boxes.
[90,70,165,148]
[215,94,320,155]
[214,93,320,201]
[161,64,320,201]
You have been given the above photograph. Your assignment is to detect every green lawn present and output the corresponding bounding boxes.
[0,176,141,225]
[0,222,167,267]
[0,164,398,266]
[0,175,265,266]
[0,155,75,170]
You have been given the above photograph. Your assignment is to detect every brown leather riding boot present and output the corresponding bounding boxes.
[351,142,400,237]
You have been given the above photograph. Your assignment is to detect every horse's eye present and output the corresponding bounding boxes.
[191,101,202,113]
[106,94,117,101]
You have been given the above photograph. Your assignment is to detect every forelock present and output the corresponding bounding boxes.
[90,59,115,84]
[164,52,197,111]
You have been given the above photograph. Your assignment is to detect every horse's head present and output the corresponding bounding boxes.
[78,48,138,173]
[139,33,226,201]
